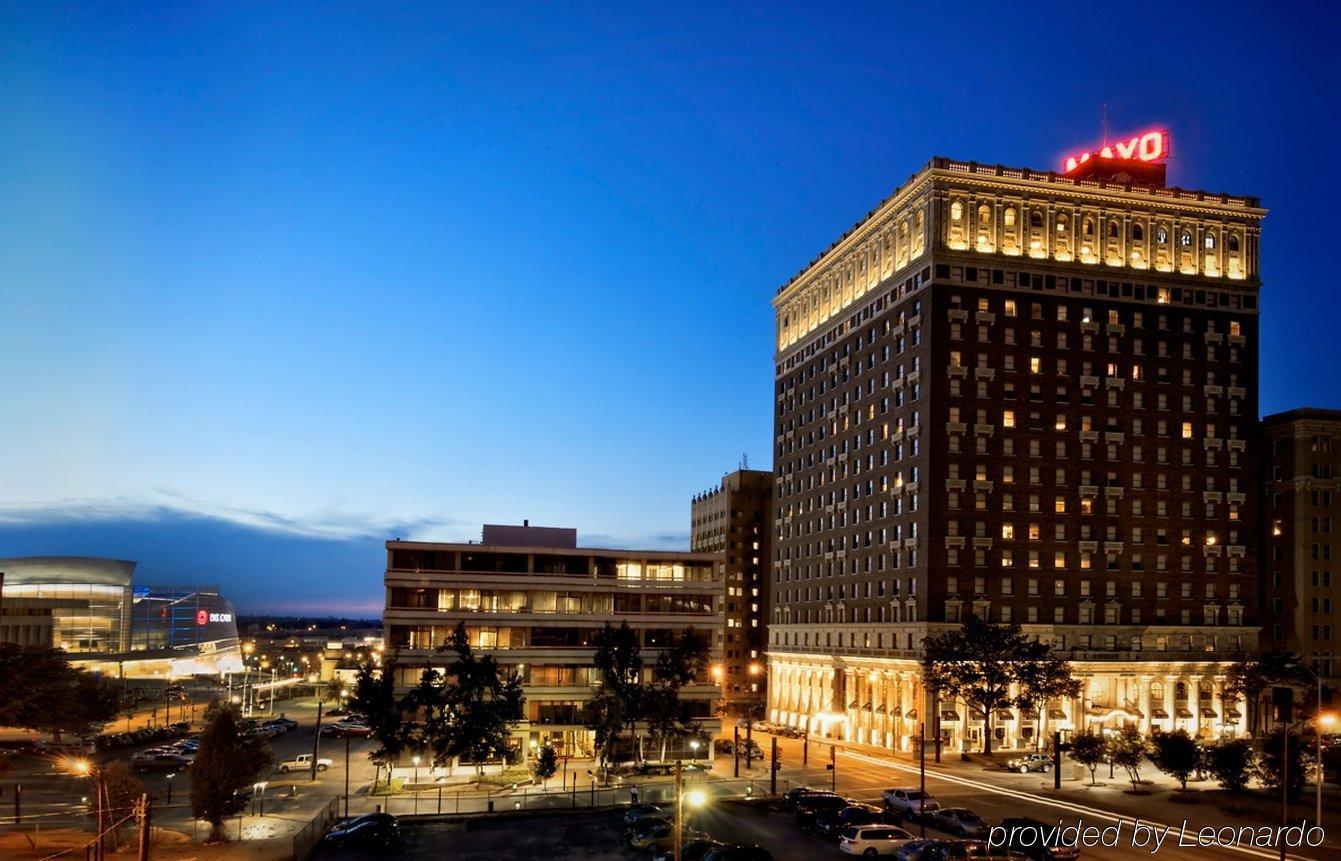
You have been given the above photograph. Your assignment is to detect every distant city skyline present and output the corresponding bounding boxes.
[2,3,1337,612]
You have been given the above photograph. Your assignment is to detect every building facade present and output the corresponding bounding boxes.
[691,469,773,715]
[1262,408,1340,689]
[768,154,1264,751]
[383,524,723,760]
[0,557,135,653]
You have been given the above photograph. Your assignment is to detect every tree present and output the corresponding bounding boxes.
[349,661,406,773]
[1070,730,1107,785]
[1107,724,1149,792]
[189,701,273,842]
[647,628,711,762]
[0,644,121,739]
[1223,649,1303,737]
[1149,729,1200,791]
[1014,656,1082,751]
[88,761,145,850]
[1256,731,1306,802]
[323,678,348,704]
[589,622,645,764]
[437,625,524,774]
[532,744,558,788]
[586,688,629,774]
[922,614,1070,754]
[1204,739,1255,795]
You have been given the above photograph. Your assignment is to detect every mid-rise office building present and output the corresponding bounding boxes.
[0,556,134,653]
[383,523,723,759]
[1262,408,1339,690]
[691,469,772,715]
[768,140,1264,751]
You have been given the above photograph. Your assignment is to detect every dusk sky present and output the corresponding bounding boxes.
[2,3,1337,614]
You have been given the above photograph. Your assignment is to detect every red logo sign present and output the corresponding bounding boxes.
[196,610,209,626]
[1062,130,1168,174]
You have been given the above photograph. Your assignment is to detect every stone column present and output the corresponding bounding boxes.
[1138,676,1153,736]
[1188,675,1203,736]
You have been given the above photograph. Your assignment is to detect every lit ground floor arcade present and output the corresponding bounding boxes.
[766,653,1250,753]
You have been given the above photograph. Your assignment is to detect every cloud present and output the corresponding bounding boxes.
[0,491,472,543]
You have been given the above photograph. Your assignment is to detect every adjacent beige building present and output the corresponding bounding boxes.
[383,523,723,760]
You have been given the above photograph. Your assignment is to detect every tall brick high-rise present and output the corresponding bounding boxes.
[767,144,1265,752]
[691,469,773,715]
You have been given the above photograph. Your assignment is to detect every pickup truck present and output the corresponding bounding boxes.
[278,753,332,773]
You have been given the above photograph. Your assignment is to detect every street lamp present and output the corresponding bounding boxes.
[412,755,421,815]
[254,781,268,817]
[674,760,706,861]
[689,739,700,762]
[166,772,176,806]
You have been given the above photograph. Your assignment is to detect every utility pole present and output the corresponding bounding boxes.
[769,737,779,796]
[732,726,740,778]
[918,722,927,838]
[745,720,754,770]
[828,745,836,793]
[1053,731,1062,790]
[311,700,324,783]
[672,760,683,861]
[136,793,150,861]
[95,774,105,861]
[344,734,351,818]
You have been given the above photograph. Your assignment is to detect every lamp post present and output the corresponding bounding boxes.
[254,781,267,817]
[689,740,700,763]
[673,760,706,861]
[412,755,421,815]
[165,772,175,806]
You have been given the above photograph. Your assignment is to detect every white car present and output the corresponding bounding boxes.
[278,753,332,773]
[839,824,917,856]
[881,787,939,818]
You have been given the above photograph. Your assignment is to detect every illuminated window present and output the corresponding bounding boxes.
[1004,300,1017,317]
[1030,357,1041,374]
[1204,233,1216,250]
[1055,415,1066,431]
[1182,422,1194,439]
[1003,410,1016,428]
[1229,321,1241,337]
[1002,524,1014,540]
[1156,227,1168,244]
[1057,215,1069,233]
[1179,230,1192,247]
[950,201,963,221]
[1004,208,1017,228]
[978,204,992,225]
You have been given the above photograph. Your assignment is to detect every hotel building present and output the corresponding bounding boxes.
[383,523,723,759]
[691,469,773,715]
[767,146,1265,751]
[1262,409,1340,692]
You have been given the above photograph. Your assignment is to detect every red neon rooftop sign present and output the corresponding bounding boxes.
[1061,130,1168,174]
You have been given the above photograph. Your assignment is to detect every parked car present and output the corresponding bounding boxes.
[919,841,1028,860]
[815,803,891,840]
[322,817,400,849]
[840,824,918,856]
[700,846,772,861]
[131,752,189,773]
[278,753,332,773]
[882,787,940,819]
[796,793,852,828]
[930,809,990,838]
[624,803,668,825]
[653,840,723,861]
[270,716,298,730]
[992,818,1080,861]
[1005,753,1053,774]
[783,787,824,810]
[892,839,941,861]
[632,822,706,851]
[627,816,672,845]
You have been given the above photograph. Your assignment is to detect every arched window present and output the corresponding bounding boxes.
[950,201,963,221]
[1083,218,1095,237]
[1004,208,1017,228]
[978,204,992,225]
[1204,233,1216,250]
[1107,222,1119,239]
[1179,230,1193,247]
[1156,227,1168,244]
[1132,224,1144,242]
[1030,210,1043,228]
[1057,214,1069,233]
[1228,234,1241,253]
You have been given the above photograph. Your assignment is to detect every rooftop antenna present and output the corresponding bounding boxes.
[741,452,749,470]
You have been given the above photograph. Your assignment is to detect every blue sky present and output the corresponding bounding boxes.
[1,3,1337,613]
